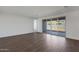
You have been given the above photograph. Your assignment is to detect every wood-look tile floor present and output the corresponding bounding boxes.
[0,32,79,52]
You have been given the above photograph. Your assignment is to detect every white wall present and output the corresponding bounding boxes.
[37,18,43,32]
[66,10,79,40]
[37,8,79,40]
[34,20,38,32]
[0,14,34,38]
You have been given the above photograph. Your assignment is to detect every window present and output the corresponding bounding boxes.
[47,21,52,30]
[57,20,65,32]
[46,17,65,32]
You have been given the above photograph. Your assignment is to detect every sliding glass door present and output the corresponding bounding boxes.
[42,16,65,37]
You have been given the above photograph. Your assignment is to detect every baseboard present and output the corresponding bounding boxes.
[0,32,35,39]
[66,38,79,40]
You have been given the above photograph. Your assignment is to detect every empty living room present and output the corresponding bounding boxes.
[0,6,79,52]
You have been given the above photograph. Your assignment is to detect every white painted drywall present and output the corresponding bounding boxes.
[37,19,43,32]
[66,10,79,40]
[0,6,64,18]
[34,19,38,32]
[0,14,34,38]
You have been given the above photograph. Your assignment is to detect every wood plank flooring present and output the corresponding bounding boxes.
[0,32,79,52]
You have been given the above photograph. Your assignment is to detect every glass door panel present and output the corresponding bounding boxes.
[42,16,65,37]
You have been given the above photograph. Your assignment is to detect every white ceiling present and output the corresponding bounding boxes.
[0,6,64,18]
